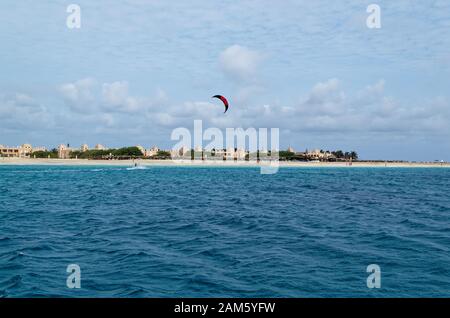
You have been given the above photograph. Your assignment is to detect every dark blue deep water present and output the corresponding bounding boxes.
[0,165,449,297]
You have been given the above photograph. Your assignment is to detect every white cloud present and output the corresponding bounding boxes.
[60,79,165,115]
[59,78,97,113]
[299,78,346,115]
[0,93,53,130]
[219,45,265,82]
[102,81,129,106]
[287,79,450,135]
[101,81,141,113]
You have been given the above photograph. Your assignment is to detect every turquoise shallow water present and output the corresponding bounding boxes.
[0,165,449,297]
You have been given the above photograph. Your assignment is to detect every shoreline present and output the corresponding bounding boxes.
[0,158,449,168]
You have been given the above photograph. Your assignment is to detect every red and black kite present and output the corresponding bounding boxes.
[212,95,229,113]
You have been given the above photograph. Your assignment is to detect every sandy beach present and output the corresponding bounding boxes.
[0,157,448,168]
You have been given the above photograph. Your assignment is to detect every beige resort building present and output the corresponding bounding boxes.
[57,144,72,159]
[306,149,336,161]
[171,147,248,160]
[0,144,46,158]
[136,145,160,158]
[58,143,109,158]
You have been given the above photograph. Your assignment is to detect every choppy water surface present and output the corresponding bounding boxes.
[0,165,449,297]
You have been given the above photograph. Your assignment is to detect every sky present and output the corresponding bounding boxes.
[1,0,450,161]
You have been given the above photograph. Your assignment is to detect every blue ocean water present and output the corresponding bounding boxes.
[0,165,449,297]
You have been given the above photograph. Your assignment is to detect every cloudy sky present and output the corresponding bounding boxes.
[1,0,450,160]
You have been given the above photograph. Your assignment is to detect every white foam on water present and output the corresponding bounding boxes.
[126,166,147,171]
